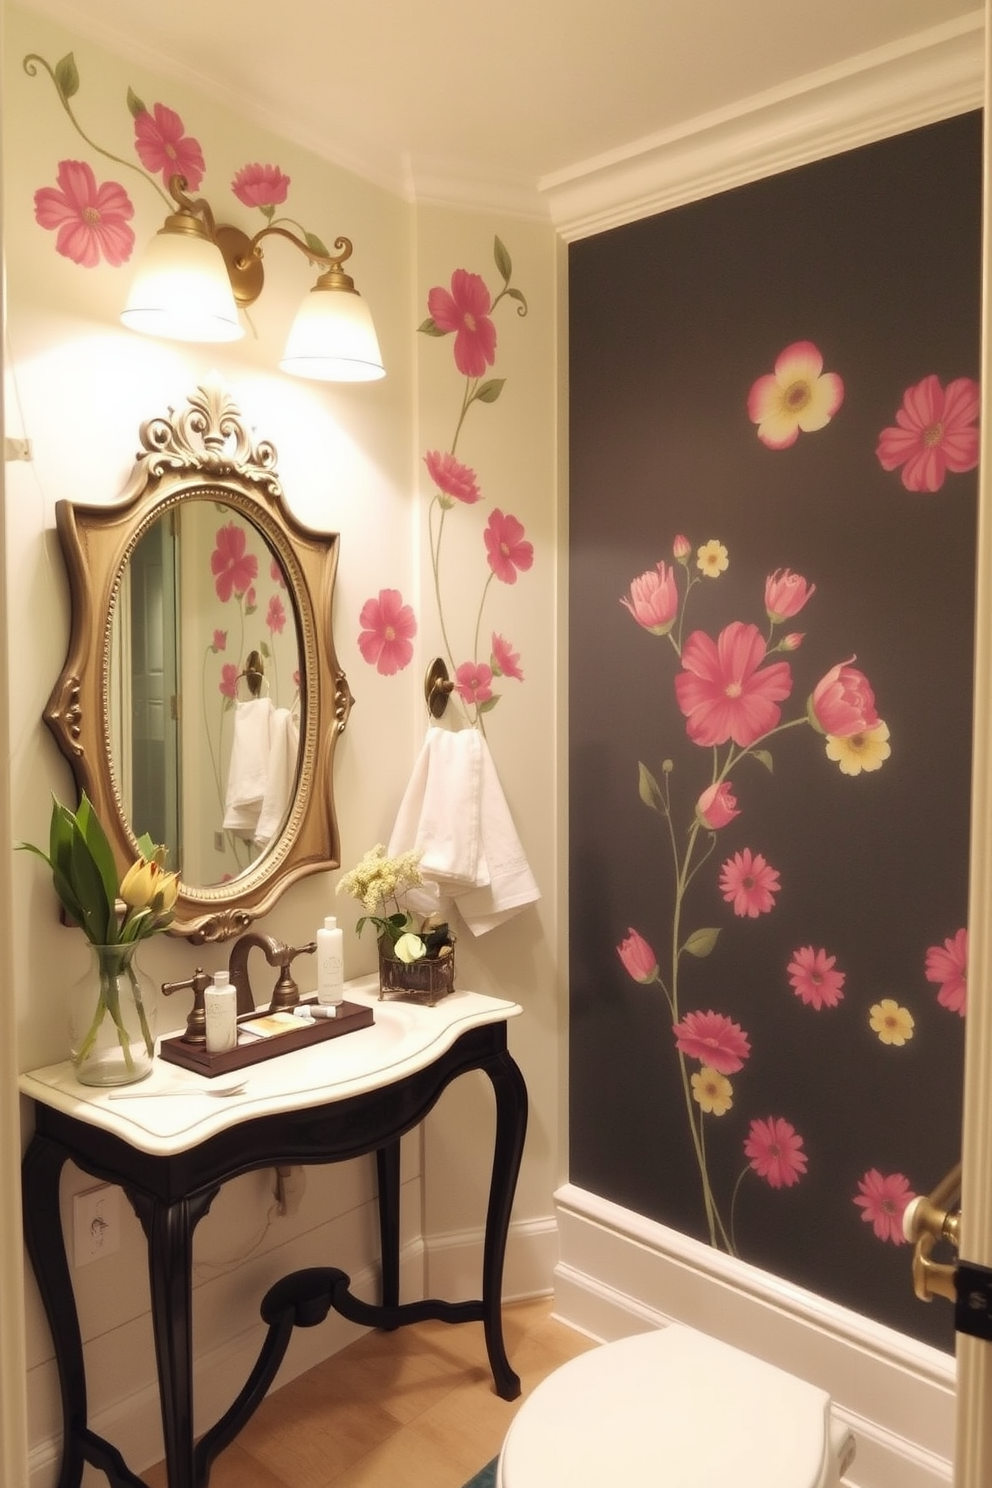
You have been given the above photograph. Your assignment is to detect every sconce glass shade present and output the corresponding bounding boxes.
[280,284,385,382]
[120,228,244,343]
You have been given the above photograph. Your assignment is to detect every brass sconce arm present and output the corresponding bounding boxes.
[903,1161,961,1304]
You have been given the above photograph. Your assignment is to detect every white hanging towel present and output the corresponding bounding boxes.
[254,706,300,848]
[223,696,274,836]
[388,726,540,935]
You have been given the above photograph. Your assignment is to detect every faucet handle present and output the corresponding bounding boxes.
[268,941,317,1013]
[161,967,213,1044]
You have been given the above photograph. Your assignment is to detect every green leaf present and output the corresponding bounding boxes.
[506,286,529,315]
[751,749,774,773]
[55,54,80,101]
[682,927,721,958]
[478,694,500,714]
[418,317,447,337]
[473,379,505,404]
[494,235,513,283]
[76,793,119,913]
[638,761,667,815]
[305,231,329,257]
[126,84,146,118]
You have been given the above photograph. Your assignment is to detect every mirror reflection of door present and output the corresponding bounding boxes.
[127,514,181,868]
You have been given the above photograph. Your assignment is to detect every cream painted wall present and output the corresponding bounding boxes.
[2,6,559,1480]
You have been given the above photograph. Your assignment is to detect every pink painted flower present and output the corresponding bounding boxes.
[231,162,290,210]
[34,160,135,268]
[925,928,968,1016]
[357,589,417,676]
[485,510,534,585]
[617,928,659,984]
[491,633,524,681]
[747,341,844,449]
[809,659,879,738]
[245,585,257,612]
[211,629,227,652]
[854,1169,913,1244]
[673,1010,751,1074]
[745,1117,808,1188]
[270,559,286,587]
[210,523,259,603]
[764,568,815,624]
[675,622,793,749]
[696,781,740,830]
[621,563,679,635]
[876,375,980,492]
[787,946,846,1009]
[424,449,481,505]
[133,104,205,191]
[781,632,804,651]
[219,663,239,700]
[719,848,780,918]
[427,269,497,378]
[673,534,691,563]
[266,594,286,636]
[454,660,494,704]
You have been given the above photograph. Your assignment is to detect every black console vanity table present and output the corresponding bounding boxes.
[20,982,527,1488]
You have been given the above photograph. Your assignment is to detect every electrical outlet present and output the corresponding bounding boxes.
[213,831,225,853]
[72,1184,121,1265]
[273,1165,306,1217]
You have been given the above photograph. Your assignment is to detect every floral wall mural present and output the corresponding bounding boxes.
[359,241,533,734]
[567,112,980,1349]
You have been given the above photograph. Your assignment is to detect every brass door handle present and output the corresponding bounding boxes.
[903,1162,961,1304]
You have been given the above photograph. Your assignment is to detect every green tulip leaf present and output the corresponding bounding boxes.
[682,927,721,958]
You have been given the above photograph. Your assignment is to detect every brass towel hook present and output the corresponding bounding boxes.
[903,1161,961,1304]
[424,658,454,718]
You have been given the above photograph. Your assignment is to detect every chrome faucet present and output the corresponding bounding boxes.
[227,932,316,1015]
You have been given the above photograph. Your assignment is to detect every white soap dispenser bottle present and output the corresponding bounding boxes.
[316,916,345,1007]
[204,969,238,1053]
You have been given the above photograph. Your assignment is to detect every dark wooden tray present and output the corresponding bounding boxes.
[158,999,374,1077]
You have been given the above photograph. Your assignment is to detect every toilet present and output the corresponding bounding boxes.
[497,1324,856,1488]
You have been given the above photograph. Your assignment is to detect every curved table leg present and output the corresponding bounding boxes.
[128,1187,219,1488]
[21,1135,86,1488]
[480,1049,528,1400]
[375,1140,401,1315]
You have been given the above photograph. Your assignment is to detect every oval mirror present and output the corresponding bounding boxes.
[44,378,354,941]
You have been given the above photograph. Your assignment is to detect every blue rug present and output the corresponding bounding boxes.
[462,1459,497,1488]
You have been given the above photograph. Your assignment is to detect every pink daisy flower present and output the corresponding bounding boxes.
[454,661,494,704]
[485,510,534,585]
[231,162,290,210]
[719,848,780,918]
[675,622,793,749]
[616,928,659,984]
[424,449,482,505]
[266,594,286,636]
[134,103,205,191]
[210,523,259,603]
[357,589,417,676]
[854,1169,913,1244]
[491,633,524,681]
[34,160,135,268]
[673,1010,751,1074]
[787,946,846,1010]
[925,928,968,1016]
[427,269,497,378]
[876,374,980,492]
[745,1117,808,1188]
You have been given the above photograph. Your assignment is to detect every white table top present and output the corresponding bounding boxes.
[18,977,521,1156]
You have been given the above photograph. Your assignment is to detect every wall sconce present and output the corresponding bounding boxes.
[121,174,385,382]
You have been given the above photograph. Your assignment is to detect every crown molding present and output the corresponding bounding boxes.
[544,13,985,242]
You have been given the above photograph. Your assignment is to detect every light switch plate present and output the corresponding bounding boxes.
[72,1184,120,1265]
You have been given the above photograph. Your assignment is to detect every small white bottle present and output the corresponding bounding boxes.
[316,916,345,1008]
[204,970,238,1053]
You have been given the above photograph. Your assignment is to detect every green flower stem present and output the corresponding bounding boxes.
[75,949,138,1072]
[729,1165,750,1256]
[127,960,155,1058]
[23,54,172,207]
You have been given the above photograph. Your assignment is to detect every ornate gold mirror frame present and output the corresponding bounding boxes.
[44,378,353,941]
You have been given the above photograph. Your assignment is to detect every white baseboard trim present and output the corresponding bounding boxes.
[424,1214,559,1303]
[553,1184,955,1488]
[27,1243,425,1488]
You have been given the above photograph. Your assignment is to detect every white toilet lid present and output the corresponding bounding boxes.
[499,1324,834,1488]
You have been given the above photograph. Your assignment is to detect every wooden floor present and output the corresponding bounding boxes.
[144,1297,595,1488]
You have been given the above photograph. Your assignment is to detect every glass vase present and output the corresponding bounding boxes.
[68,942,157,1087]
[377,937,456,1005]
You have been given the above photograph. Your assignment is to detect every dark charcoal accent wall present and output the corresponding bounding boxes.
[568,112,980,1350]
